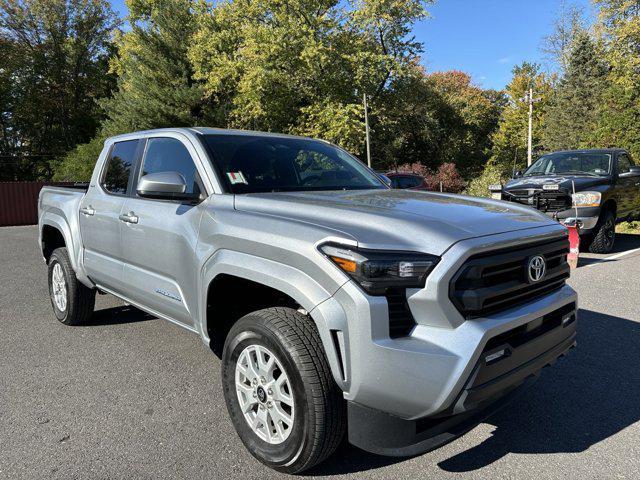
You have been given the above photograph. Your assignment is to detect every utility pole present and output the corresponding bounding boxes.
[522,87,539,167]
[363,93,372,168]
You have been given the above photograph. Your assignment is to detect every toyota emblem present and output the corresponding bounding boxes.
[527,255,546,283]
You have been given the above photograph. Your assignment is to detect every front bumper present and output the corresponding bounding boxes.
[312,226,577,421]
[348,303,577,456]
[549,207,600,233]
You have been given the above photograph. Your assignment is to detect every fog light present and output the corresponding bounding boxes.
[485,349,507,363]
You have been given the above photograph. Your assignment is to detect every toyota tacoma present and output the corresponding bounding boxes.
[38,128,577,473]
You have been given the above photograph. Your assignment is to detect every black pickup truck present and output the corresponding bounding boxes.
[490,149,640,253]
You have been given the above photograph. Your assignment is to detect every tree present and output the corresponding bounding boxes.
[542,0,588,73]
[592,0,640,158]
[368,68,503,175]
[543,30,608,151]
[0,36,18,177]
[423,162,466,192]
[0,0,119,180]
[101,0,203,134]
[489,62,554,175]
[465,163,505,198]
[56,0,202,179]
[425,71,503,175]
[188,0,431,159]
[368,64,441,171]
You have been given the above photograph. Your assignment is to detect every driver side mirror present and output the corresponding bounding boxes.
[378,173,392,188]
[513,170,523,178]
[619,166,640,178]
[137,171,198,201]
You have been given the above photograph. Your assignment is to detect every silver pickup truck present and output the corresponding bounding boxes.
[38,128,577,473]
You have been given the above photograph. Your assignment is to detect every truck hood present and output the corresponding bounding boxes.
[234,189,559,256]
[504,175,610,191]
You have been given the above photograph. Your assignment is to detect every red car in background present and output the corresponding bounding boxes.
[385,172,429,190]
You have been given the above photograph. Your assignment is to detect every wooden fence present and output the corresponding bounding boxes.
[0,182,74,227]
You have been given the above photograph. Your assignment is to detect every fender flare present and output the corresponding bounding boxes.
[40,213,93,287]
[41,214,76,268]
[199,249,350,390]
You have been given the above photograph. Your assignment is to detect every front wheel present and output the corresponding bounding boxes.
[587,210,616,254]
[47,247,95,325]
[221,307,346,474]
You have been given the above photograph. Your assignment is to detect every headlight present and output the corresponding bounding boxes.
[320,244,439,295]
[571,191,601,207]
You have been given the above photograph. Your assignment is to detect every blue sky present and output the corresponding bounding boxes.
[110,0,594,90]
[416,0,594,89]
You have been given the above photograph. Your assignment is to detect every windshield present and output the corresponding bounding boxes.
[203,134,386,193]
[524,152,611,177]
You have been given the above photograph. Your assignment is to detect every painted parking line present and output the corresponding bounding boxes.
[583,246,640,268]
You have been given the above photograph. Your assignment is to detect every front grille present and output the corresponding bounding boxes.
[385,288,416,338]
[504,188,571,212]
[483,302,576,353]
[450,237,570,318]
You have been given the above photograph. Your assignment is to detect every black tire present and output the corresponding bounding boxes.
[222,307,346,474]
[47,247,95,325]
[588,210,616,254]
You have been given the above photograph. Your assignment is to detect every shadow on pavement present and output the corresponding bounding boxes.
[578,233,640,267]
[86,304,156,326]
[610,233,640,253]
[438,308,640,472]
[310,308,640,475]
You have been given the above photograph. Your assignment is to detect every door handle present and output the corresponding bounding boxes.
[119,212,138,224]
[80,205,95,216]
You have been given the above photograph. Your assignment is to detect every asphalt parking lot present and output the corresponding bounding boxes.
[1,225,640,479]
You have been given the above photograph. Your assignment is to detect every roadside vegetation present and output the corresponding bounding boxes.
[617,222,640,235]
[1,0,639,189]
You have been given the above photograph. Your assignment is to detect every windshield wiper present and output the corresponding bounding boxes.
[559,170,600,177]
[524,172,554,177]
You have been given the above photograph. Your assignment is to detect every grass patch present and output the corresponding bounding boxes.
[617,221,640,234]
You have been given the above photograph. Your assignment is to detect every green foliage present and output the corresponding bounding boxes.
[367,68,503,174]
[188,0,431,156]
[617,221,640,235]
[52,136,105,181]
[368,67,440,170]
[57,0,203,177]
[464,163,506,198]
[101,0,203,134]
[295,101,365,154]
[593,0,640,158]
[489,62,554,175]
[0,0,119,180]
[543,30,608,151]
[425,71,504,176]
[25,0,640,186]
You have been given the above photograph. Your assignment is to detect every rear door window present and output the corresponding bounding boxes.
[102,140,139,195]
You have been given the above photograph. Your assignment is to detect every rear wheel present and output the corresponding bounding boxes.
[588,210,616,254]
[48,247,95,325]
[221,307,346,473]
